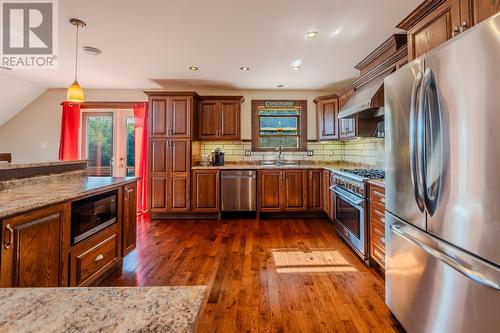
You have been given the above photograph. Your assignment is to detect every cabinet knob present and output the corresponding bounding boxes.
[460,21,468,32]
[94,254,104,262]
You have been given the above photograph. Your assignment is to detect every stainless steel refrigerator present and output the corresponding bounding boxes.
[384,13,500,333]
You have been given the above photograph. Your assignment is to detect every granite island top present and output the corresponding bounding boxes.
[0,286,207,333]
[0,174,139,220]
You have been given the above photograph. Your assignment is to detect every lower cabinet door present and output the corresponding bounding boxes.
[282,170,308,212]
[170,176,190,212]
[322,170,330,214]
[258,170,282,211]
[0,204,67,287]
[191,170,220,212]
[308,170,323,212]
[149,177,168,212]
[122,183,137,256]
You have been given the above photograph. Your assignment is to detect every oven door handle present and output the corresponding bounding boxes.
[330,185,365,206]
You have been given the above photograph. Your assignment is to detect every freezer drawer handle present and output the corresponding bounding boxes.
[390,224,500,291]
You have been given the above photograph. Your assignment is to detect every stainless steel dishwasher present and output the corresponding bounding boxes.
[221,170,256,211]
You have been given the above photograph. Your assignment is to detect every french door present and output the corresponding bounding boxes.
[81,110,135,177]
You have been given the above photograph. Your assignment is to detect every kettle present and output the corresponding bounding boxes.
[211,148,225,166]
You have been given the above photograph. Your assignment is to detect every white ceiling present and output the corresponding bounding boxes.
[2,0,421,91]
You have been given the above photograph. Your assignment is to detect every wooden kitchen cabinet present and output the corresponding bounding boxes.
[258,170,282,211]
[198,96,243,141]
[398,0,499,61]
[149,95,193,138]
[369,183,386,269]
[192,169,220,212]
[282,170,308,211]
[0,204,69,287]
[472,0,500,25]
[258,169,308,212]
[338,90,356,140]
[315,95,339,141]
[69,224,120,287]
[146,92,196,217]
[328,172,335,221]
[308,170,323,212]
[322,169,331,215]
[122,182,137,256]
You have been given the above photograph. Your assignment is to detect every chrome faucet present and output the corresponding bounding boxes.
[277,145,283,166]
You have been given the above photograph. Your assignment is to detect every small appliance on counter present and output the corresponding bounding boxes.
[211,148,224,166]
[200,153,211,166]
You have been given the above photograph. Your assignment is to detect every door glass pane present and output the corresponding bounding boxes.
[85,115,113,176]
[126,117,135,177]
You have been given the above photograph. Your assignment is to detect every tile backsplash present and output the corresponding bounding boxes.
[195,138,385,167]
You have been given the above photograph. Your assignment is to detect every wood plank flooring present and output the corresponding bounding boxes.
[101,217,403,333]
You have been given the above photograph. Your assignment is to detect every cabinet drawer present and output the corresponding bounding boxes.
[371,240,385,268]
[371,220,385,246]
[370,203,386,226]
[369,185,385,206]
[74,233,118,286]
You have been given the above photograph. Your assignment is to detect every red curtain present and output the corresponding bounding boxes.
[134,103,148,214]
[59,101,81,160]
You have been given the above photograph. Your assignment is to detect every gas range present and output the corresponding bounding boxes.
[329,168,384,264]
[331,168,385,198]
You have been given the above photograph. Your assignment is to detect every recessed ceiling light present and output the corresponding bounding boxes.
[0,66,12,71]
[82,46,102,55]
[188,66,199,71]
[240,66,250,71]
[291,65,302,71]
[306,31,319,38]
[277,84,285,88]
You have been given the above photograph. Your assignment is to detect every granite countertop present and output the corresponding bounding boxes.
[0,160,86,170]
[0,286,207,333]
[368,179,385,188]
[192,161,371,172]
[0,173,139,219]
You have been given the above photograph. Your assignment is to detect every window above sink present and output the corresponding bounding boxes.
[251,100,307,152]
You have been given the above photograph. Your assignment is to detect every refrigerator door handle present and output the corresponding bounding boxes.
[390,223,500,291]
[409,71,425,213]
[420,68,443,216]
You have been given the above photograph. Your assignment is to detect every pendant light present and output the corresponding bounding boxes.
[67,18,86,103]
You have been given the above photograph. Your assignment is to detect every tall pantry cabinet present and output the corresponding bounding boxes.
[145,91,198,218]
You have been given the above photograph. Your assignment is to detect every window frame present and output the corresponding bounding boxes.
[251,100,308,152]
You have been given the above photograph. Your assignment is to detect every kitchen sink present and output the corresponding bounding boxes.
[259,160,300,166]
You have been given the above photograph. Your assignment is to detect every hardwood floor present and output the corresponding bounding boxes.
[101,217,402,333]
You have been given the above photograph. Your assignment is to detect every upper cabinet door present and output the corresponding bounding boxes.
[472,0,500,25]
[407,0,460,60]
[198,100,219,139]
[318,98,339,140]
[167,96,191,137]
[219,101,240,140]
[150,97,168,137]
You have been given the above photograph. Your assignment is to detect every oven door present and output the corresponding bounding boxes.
[331,185,367,258]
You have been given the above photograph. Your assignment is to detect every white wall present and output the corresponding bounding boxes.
[0,74,46,127]
[0,88,331,163]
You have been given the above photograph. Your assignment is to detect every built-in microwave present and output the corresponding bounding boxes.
[71,190,117,245]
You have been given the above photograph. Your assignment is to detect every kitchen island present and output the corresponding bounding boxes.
[0,161,139,288]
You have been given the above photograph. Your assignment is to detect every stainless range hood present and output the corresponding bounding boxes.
[338,67,395,119]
